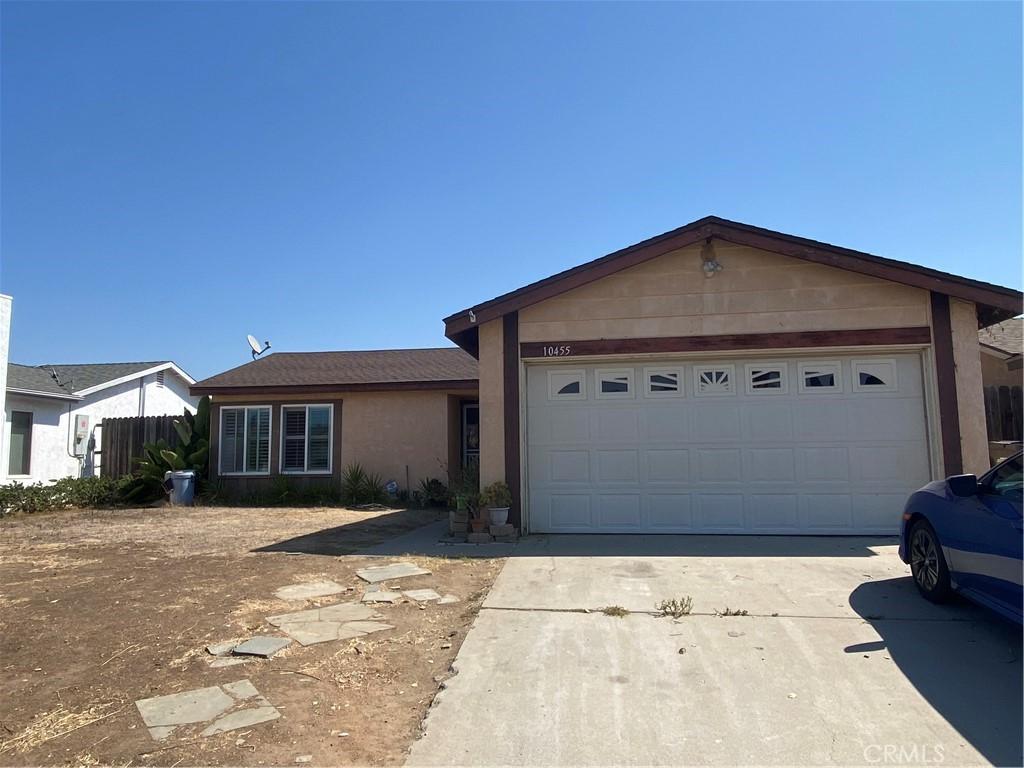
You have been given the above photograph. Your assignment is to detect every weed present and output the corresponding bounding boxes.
[717,607,749,617]
[655,596,694,618]
[601,605,629,618]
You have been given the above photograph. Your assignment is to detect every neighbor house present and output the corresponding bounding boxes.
[977,317,1023,456]
[3,360,198,483]
[192,216,1022,535]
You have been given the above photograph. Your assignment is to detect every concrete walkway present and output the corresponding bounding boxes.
[407,534,1022,767]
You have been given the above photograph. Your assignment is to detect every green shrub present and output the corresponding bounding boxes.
[0,475,130,517]
[418,477,448,507]
[340,463,388,506]
[122,397,211,503]
[480,481,512,509]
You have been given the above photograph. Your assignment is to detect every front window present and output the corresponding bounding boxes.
[8,411,32,476]
[281,405,332,473]
[220,406,271,474]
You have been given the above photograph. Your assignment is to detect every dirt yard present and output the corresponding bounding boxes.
[0,505,505,766]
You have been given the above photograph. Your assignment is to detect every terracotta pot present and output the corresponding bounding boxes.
[488,507,509,526]
[470,517,487,532]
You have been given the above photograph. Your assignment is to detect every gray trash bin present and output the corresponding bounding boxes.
[164,470,197,506]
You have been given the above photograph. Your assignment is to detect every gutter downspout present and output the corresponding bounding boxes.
[138,376,146,417]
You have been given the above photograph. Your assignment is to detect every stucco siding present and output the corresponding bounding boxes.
[477,319,505,487]
[519,242,929,342]
[949,299,989,474]
[3,395,75,482]
[980,350,1021,389]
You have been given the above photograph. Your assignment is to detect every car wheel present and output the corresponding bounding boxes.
[909,520,952,603]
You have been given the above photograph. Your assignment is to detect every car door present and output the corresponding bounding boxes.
[946,455,1023,613]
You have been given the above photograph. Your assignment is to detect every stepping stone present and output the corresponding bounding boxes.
[267,602,376,627]
[206,640,241,657]
[355,562,430,584]
[232,636,292,658]
[361,590,402,604]
[343,621,394,635]
[275,620,369,647]
[201,706,279,736]
[223,679,260,700]
[403,589,442,602]
[274,580,346,601]
[438,594,460,605]
[209,657,250,668]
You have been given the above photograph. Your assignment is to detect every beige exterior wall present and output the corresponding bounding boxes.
[518,242,929,342]
[477,319,505,487]
[211,388,477,494]
[980,349,1021,389]
[949,299,989,474]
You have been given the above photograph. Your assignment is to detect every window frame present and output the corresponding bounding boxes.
[595,368,635,400]
[643,367,685,398]
[797,360,843,394]
[693,364,736,397]
[547,369,587,401]
[7,410,33,477]
[744,362,789,395]
[279,404,334,475]
[852,359,898,393]
[219,405,272,476]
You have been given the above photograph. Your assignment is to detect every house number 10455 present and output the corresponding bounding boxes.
[543,345,572,357]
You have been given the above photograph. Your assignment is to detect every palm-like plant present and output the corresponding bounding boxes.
[122,397,211,502]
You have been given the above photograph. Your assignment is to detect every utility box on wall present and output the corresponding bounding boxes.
[74,414,91,456]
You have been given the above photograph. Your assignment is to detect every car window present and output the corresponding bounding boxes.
[984,456,1023,502]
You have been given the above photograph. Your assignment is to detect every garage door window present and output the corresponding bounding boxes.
[596,369,634,399]
[799,361,842,393]
[745,364,788,395]
[853,360,897,392]
[643,368,683,398]
[694,365,735,396]
[548,370,586,400]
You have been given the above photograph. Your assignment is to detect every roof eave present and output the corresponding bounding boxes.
[190,378,480,397]
[6,387,83,402]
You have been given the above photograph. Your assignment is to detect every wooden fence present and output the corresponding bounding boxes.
[983,385,1023,442]
[100,415,180,478]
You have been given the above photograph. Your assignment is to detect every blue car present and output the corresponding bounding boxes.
[899,451,1023,624]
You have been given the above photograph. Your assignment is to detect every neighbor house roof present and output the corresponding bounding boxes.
[6,363,82,400]
[978,317,1023,357]
[7,361,194,399]
[191,348,479,395]
[444,215,1024,356]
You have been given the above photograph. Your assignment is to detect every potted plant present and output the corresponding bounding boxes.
[480,481,512,526]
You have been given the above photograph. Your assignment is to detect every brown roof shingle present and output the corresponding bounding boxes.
[192,348,478,394]
[979,318,1023,356]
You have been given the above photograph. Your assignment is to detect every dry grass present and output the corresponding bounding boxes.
[0,702,122,755]
[601,605,629,617]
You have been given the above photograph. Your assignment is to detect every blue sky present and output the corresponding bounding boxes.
[2,1,1020,380]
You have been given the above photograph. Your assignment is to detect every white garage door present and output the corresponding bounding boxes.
[526,353,932,534]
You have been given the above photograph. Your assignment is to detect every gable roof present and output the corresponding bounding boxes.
[978,317,1023,357]
[7,361,194,399]
[444,216,1024,356]
[191,348,479,395]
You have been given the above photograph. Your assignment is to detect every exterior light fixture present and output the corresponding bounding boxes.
[701,238,723,278]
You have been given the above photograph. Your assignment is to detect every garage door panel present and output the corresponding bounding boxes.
[597,494,642,528]
[549,450,591,483]
[696,494,745,530]
[596,450,639,483]
[799,494,854,529]
[527,353,931,534]
[745,405,794,441]
[695,449,742,482]
[647,495,694,530]
[745,448,796,482]
[798,446,851,482]
[547,495,593,530]
[747,494,799,530]
[645,449,690,483]
[693,406,742,441]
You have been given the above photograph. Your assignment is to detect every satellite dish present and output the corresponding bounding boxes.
[246,334,272,360]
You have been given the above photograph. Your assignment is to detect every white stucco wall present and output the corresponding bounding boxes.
[0,295,11,484]
[2,366,198,483]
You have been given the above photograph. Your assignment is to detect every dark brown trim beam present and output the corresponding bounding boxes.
[191,379,479,396]
[502,312,522,530]
[520,327,932,359]
[929,293,963,476]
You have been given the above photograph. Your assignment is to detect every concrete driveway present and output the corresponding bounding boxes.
[407,535,1022,767]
